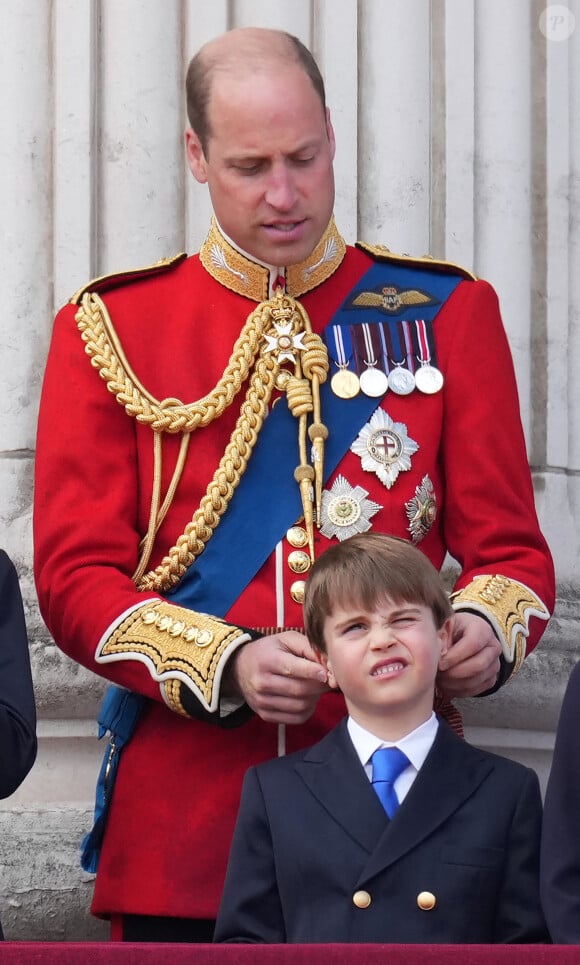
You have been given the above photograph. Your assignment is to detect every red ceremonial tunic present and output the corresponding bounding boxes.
[34,228,554,920]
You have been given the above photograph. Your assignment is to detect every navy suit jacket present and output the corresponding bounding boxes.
[0,550,37,799]
[541,660,580,943]
[215,718,548,944]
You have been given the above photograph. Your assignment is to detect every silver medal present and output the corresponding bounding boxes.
[414,363,444,394]
[387,364,415,396]
[358,323,389,398]
[359,366,389,398]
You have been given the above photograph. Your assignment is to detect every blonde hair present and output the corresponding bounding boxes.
[304,533,452,653]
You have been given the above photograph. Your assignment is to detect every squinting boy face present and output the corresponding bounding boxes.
[185,62,336,267]
[321,599,452,739]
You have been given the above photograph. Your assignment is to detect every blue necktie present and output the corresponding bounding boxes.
[370,747,410,818]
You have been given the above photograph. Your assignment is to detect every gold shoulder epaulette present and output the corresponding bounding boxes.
[356,242,477,281]
[70,252,188,305]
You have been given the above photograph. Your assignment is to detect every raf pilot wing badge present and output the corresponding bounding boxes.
[347,285,439,315]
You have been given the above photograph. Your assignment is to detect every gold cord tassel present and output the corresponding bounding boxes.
[264,291,329,559]
[301,330,329,524]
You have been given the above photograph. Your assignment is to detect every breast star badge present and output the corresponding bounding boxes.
[320,475,382,541]
[351,408,419,489]
[405,475,437,543]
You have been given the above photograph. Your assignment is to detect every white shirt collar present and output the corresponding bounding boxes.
[347,712,439,774]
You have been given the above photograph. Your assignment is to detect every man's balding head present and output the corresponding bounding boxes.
[186,28,327,157]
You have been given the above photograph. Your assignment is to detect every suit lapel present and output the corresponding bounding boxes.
[293,719,389,853]
[357,722,495,885]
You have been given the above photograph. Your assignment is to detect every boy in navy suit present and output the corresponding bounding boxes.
[215,533,548,944]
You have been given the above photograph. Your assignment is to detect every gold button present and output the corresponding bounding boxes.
[196,629,214,647]
[288,550,311,574]
[286,525,308,548]
[352,890,371,909]
[417,891,436,911]
[275,370,292,391]
[290,580,306,604]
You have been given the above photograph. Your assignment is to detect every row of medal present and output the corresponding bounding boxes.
[326,318,444,399]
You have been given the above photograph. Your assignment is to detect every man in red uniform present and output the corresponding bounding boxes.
[34,27,554,942]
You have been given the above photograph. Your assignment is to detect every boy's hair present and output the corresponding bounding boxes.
[304,533,453,653]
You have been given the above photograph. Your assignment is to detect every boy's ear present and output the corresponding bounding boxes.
[437,616,454,662]
[316,651,338,690]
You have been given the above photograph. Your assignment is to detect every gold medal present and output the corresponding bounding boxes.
[331,367,360,399]
[328,324,359,398]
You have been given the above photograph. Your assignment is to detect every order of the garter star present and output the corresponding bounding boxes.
[351,408,419,489]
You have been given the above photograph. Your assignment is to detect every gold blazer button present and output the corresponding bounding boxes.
[352,890,372,909]
[417,891,436,911]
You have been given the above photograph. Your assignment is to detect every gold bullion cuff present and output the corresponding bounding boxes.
[450,575,550,675]
[96,600,251,716]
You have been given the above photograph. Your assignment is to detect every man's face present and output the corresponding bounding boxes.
[321,598,452,738]
[185,63,336,266]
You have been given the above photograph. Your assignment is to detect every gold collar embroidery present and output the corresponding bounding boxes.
[199,217,346,301]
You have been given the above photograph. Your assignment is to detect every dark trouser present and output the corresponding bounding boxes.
[120,915,215,943]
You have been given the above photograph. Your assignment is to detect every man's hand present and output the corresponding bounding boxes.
[437,612,502,698]
[226,631,329,724]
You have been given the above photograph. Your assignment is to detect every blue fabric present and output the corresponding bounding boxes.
[80,686,147,873]
[370,746,410,818]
